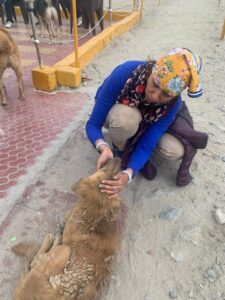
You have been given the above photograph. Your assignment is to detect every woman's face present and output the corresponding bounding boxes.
[145,75,175,104]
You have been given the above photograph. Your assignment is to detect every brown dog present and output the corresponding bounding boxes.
[0,28,24,106]
[12,158,121,300]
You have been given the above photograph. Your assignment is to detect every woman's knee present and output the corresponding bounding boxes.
[106,104,141,134]
[105,104,142,150]
[157,133,184,161]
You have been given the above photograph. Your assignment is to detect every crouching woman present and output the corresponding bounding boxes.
[86,48,208,197]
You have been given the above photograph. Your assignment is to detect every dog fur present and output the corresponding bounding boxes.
[34,0,61,42]
[12,158,121,300]
[0,28,24,105]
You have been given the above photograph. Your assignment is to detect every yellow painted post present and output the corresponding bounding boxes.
[133,0,136,11]
[220,18,225,40]
[72,0,80,67]
[140,0,144,19]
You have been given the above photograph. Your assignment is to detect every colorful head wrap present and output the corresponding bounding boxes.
[152,48,203,98]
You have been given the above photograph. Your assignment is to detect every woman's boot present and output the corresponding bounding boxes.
[176,137,197,186]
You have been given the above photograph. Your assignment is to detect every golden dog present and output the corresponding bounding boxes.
[0,28,24,106]
[12,158,121,300]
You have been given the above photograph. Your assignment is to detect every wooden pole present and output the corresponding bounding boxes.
[109,0,112,25]
[220,18,225,40]
[72,0,79,67]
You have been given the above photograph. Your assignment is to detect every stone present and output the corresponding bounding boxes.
[188,291,194,298]
[169,291,178,299]
[213,208,225,224]
[159,207,181,220]
[170,250,184,262]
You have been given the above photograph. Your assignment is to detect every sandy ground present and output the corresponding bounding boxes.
[2,0,225,299]
[61,0,225,299]
[78,1,225,298]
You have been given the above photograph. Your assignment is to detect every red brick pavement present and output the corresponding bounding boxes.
[0,17,91,200]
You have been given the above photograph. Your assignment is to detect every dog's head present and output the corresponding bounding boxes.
[72,158,121,206]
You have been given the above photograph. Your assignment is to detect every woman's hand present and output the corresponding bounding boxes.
[96,145,114,171]
[99,169,132,199]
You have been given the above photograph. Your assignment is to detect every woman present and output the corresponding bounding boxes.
[86,48,208,198]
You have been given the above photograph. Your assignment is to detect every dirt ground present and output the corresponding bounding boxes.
[1,0,225,299]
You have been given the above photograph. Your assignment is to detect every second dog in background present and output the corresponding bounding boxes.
[77,0,104,35]
[34,0,61,42]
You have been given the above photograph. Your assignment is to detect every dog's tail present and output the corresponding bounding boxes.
[0,28,15,52]
[12,243,39,274]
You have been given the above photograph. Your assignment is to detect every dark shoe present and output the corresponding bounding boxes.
[176,170,193,186]
[140,161,157,180]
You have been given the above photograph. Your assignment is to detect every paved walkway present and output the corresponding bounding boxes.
[0,16,92,211]
[0,16,112,300]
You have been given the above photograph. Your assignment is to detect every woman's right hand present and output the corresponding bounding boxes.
[96,145,114,171]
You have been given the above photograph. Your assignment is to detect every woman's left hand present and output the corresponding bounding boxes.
[99,172,129,199]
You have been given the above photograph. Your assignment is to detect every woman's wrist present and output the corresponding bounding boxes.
[95,140,110,153]
[121,168,133,183]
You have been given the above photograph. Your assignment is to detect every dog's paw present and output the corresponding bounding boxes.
[1,99,7,106]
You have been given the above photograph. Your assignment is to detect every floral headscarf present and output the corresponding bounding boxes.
[152,48,203,98]
[116,61,177,124]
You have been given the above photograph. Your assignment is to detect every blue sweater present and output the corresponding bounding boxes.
[86,61,182,175]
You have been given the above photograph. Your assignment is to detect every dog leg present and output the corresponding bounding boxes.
[49,15,56,38]
[57,26,62,44]
[0,75,7,105]
[96,2,104,31]
[87,9,96,35]
[46,21,53,43]
[11,60,25,100]
[39,18,45,38]
[96,11,104,32]
[52,11,61,43]
[30,233,55,269]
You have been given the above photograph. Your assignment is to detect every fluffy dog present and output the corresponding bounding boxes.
[12,158,122,300]
[0,28,24,106]
[34,0,61,42]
